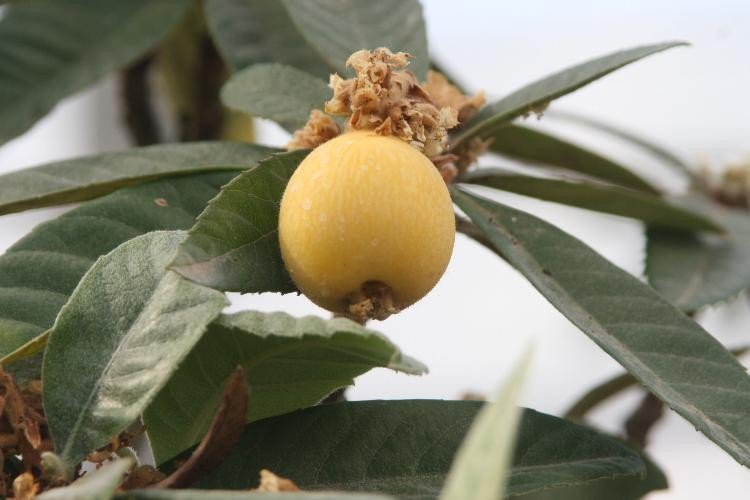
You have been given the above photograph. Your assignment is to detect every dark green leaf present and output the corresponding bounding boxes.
[547,109,694,178]
[171,150,308,293]
[204,0,331,77]
[43,231,227,469]
[0,142,276,216]
[451,187,750,467]
[451,42,687,149]
[121,491,393,500]
[221,64,330,132]
[461,169,720,232]
[38,457,133,500]
[0,172,234,358]
[483,124,657,193]
[281,0,429,78]
[647,197,750,312]
[0,0,190,145]
[518,449,667,500]
[144,311,426,464]
[193,401,645,499]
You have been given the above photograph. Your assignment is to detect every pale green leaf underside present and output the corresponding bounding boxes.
[43,232,228,468]
[171,150,309,293]
[485,124,657,193]
[0,0,190,145]
[221,63,331,131]
[461,169,721,232]
[451,187,750,467]
[451,42,686,148]
[440,350,531,500]
[195,401,646,499]
[0,142,276,216]
[0,172,234,358]
[145,310,426,463]
[647,197,750,312]
[204,0,331,77]
[281,0,429,78]
[38,458,133,500]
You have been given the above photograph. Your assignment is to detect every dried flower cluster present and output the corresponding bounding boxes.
[286,48,487,179]
[325,48,457,157]
[700,157,750,208]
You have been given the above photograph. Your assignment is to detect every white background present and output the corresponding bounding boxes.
[1,1,749,498]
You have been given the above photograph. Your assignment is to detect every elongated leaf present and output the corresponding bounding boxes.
[519,449,667,500]
[547,109,694,177]
[647,197,750,312]
[144,311,426,464]
[281,0,429,78]
[221,64,330,132]
[0,172,234,358]
[451,42,686,148]
[0,142,276,216]
[461,169,720,232]
[440,350,531,500]
[0,0,189,145]
[38,458,133,500]
[43,231,228,469]
[193,401,645,498]
[483,124,657,193]
[204,0,331,77]
[171,150,308,292]
[451,187,750,467]
[120,491,393,500]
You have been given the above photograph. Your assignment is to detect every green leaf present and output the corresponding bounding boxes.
[120,491,393,500]
[0,142,276,216]
[547,109,694,178]
[192,401,645,499]
[144,311,426,464]
[0,0,190,146]
[451,42,687,149]
[171,150,308,293]
[440,350,531,500]
[646,197,750,312]
[483,124,658,193]
[38,458,133,500]
[461,169,721,232]
[221,64,330,132]
[43,231,228,469]
[204,0,331,77]
[280,0,429,79]
[451,187,750,467]
[0,172,234,358]
[518,449,667,500]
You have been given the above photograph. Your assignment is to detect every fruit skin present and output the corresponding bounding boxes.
[279,131,455,316]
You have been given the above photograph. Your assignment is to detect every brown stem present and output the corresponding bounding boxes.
[120,54,161,146]
[455,214,497,254]
[178,37,226,141]
[624,392,664,448]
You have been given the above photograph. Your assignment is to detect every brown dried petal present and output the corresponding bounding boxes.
[256,469,300,492]
[423,71,486,123]
[287,110,341,151]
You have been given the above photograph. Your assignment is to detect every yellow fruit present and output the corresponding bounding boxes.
[279,131,455,319]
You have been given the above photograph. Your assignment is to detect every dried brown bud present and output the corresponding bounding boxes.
[287,110,342,150]
[256,469,300,492]
[455,136,494,172]
[423,71,486,123]
[325,48,458,157]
